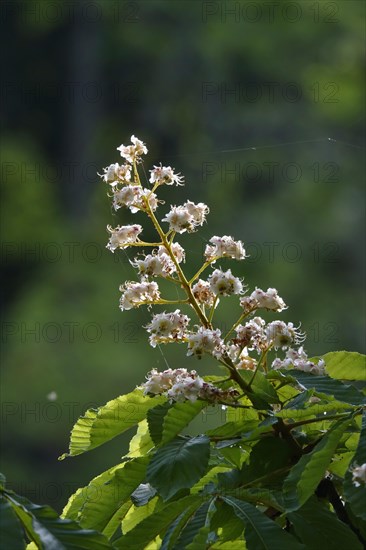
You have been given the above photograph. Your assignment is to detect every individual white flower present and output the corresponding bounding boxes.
[192,279,215,307]
[237,353,257,371]
[162,201,209,233]
[187,327,224,359]
[162,205,193,233]
[146,310,190,347]
[204,236,246,262]
[239,295,258,314]
[209,268,243,296]
[185,201,209,225]
[149,164,184,186]
[235,317,268,352]
[141,368,174,394]
[119,280,160,310]
[117,135,148,163]
[250,288,287,312]
[351,463,366,487]
[163,242,185,263]
[271,347,325,375]
[168,375,204,402]
[99,163,132,186]
[132,253,168,277]
[266,321,305,350]
[106,224,142,252]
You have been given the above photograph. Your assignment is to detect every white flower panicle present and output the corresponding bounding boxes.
[271,347,326,375]
[146,310,190,347]
[192,279,216,307]
[266,321,305,350]
[204,236,246,262]
[100,162,132,186]
[351,463,366,488]
[162,242,185,263]
[209,268,243,296]
[149,164,184,186]
[113,186,158,213]
[119,280,160,310]
[162,201,209,233]
[187,327,224,359]
[106,224,142,252]
[141,368,238,403]
[117,135,148,163]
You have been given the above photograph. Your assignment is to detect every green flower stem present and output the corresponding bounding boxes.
[155,299,190,305]
[208,295,219,323]
[188,260,215,285]
[134,165,212,329]
[223,309,255,342]
[248,347,271,388]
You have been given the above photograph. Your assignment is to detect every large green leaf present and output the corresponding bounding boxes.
[286,371,366,405]
[322,351,366,381]
[222,496,304,550]
[343,411,366,519]
[0,497,25,550]
[62,457,148,532]
[60,390,165,458]
[147,436,210,501]
[3,490,113,549]
[113,495,203,549]
[147,400,206,446]
[160,501,206,550]
[288,497,363,550]
[128,419,154,458]
[283,418,352,511]
[239,371,280,405]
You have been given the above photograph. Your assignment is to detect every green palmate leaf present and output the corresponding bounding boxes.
[60,390,166,458]
[113,495,203,549]
[3,491,113,549]
[239,371,280,405]
[62,457,148,532]
[283,418,352,511]
[0,498,25,550]
[285,371,366,405]
[221,496,304,550]
[343,411,366,520]
[322,351,366,381]
[147,400,206,446]
[277,400,354,420]
[147,436,211,501]
[288,497,363,550]
[206,419,258,438]
[211,500,244,542]
[211,541,246,549]
[160,500,205,550]
[102,499,131,540]
[122,496,160,534]
[186,525,211,549]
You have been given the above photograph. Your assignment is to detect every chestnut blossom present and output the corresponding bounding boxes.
[249,288,287,312]
[187,327,224,359]
[162,201,209,233]
[141,368,238,403]
[266,321,305,350]
[209,268,243,296]
[113,186,158,213]
[351,463,366,487]
[119,280,160,310]
[271,347,326,375]
[237,353,258,371]
[204,236,246,262]
[99,163,131,186]
[149,164,184,186]
[145,310,190,347]
[192,279,215,307]
[132,243,185,278]
[106,224,142,252]
[117,135,148,163]
[235,317,268,352]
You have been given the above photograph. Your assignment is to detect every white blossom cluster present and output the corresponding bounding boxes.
[119,280,160,310]
[113,186,158,213]
[141,368,238,403]
[351,463,366,488]
[240,288,287,313]
[117,135,148,163]
[162,201,209,233]
[132,243,185,278]
[208,268,243,296]
[271,346,326,375]
[204,236,246,262]
[192,279,215,307]
[187,327,224,359]
[106,224,142,252]
[146,310,190,347]
[149,164,184,186]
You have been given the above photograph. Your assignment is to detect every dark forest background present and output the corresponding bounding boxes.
[1,0,365,512]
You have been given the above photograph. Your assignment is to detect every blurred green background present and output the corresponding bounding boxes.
[1,0,365,512]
